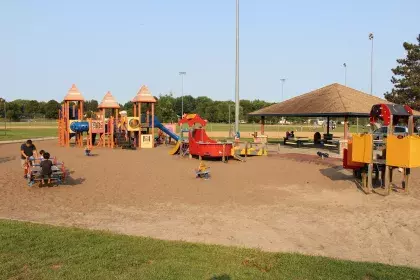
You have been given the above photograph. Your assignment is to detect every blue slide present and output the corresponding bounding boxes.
[151,116,179,141]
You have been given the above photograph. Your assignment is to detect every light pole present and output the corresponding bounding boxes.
[234,0,240,138]
[179,71,186,116]
[280,78,286,101]
[343,63,347,86]
[0,98,6,136]
[369,33,374,95]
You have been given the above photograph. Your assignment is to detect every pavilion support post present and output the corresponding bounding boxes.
[261,116,265,135]
[327,116,330,135]
[344,116,349,139]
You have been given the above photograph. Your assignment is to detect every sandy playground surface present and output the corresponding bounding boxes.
[0,140,419,268]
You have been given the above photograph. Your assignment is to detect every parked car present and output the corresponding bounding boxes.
[372,125,419,140]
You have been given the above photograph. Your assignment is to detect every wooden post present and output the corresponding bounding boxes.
[367,163,373,194]
[110,116,114,148]
[343,116,349,139]
[138,102,142,149]
[405,168,410,193]
[65,102,70,147]
[133,103,137,117]
[261,116,265,135]
[102,109,106,148]
[151,103,155,148]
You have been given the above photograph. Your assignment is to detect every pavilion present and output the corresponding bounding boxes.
[249,83,419,139]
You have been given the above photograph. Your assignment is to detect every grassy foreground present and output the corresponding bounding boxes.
[0,220,419,280]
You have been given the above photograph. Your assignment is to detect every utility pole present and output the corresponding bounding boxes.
[234,0,240,138]
[280,78,286,101]
[343,63,347,86]
[179,71,186,116]
[369,33,374,95]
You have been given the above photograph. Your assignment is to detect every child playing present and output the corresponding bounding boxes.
[40,152,53,185]
[84,146,91,156]
[198,160,208,173]
[39,150,45,160]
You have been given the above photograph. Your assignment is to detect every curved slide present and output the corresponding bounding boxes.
[153,116,179,142]
[150,116,181,155]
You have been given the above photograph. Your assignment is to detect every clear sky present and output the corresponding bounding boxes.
[1,0,419,103]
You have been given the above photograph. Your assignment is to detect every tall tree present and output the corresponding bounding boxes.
[384,35,420,109]
[155,93,177,122]
[44,100,60,119]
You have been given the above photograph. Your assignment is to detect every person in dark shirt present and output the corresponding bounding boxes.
[20,140,38,177]
[40,152,53,185]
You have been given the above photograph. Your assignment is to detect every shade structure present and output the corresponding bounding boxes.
[132,85,156,103]
[249,83,420,117]
[98,91,120,109]
[64,84,85,101]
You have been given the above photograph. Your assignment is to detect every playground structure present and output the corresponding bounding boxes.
[231,131,268,157]
[169,114,233,159]
[95,91,120,148]
[343,103,420,195]
[58,84,88,148]
[168,114,267,161]
[25,158,67,187]
[58,84,179,150]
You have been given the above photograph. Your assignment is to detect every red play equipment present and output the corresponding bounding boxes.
[179,114,233,158]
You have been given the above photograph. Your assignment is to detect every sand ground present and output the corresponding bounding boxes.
[0,140,419,268]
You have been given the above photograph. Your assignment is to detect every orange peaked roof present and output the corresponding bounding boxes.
[98,91,120,109]
[132,85,156,103]
[64,84,85,101]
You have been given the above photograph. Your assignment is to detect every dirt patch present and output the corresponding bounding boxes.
[0,140,419,267]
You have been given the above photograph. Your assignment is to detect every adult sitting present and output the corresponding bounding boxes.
[20,139,38,178]
[289,131,295,138]
[314,132,321,144]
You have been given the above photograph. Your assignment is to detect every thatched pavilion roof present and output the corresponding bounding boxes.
[249,83,420,117]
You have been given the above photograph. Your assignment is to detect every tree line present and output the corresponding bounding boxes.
[0,95,287,123]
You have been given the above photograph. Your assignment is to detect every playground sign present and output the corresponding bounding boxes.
[141,134,153,148]
[91,120,105,133]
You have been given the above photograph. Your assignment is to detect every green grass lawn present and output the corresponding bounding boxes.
[0,128,57,141]
[0,220,418,280]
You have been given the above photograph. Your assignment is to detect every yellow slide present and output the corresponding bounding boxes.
[168,141,181,155]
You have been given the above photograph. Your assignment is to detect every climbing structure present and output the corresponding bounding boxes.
[132,85,157,149]
[59,84,87,147]
[97,91,120,148]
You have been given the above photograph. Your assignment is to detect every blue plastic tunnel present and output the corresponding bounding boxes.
[70,121,89,133]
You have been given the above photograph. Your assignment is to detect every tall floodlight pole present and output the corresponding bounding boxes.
[280,78,286,101]
[234,0,240,137]
[369,33,374,95]
[179,71,186,116]
[343,63,347,86]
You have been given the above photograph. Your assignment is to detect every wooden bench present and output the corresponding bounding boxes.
[283,137,311,148]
